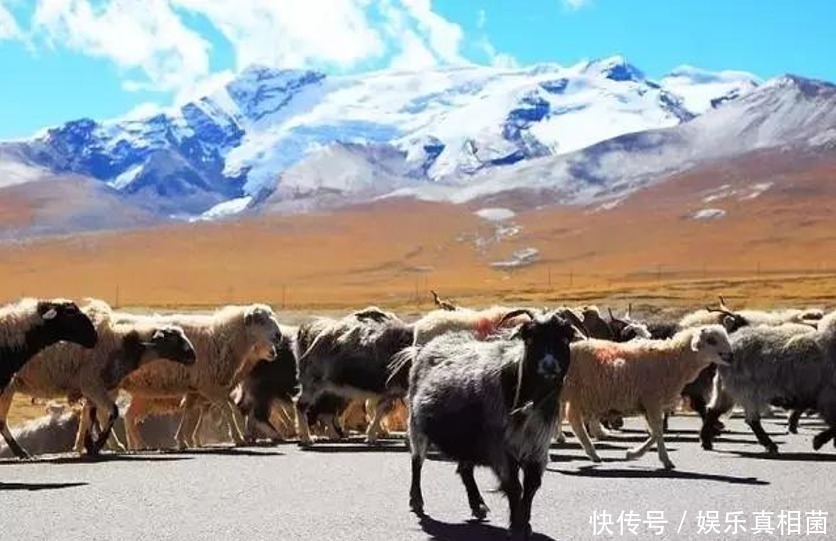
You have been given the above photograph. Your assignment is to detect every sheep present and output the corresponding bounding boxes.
[119,304,282,450]
[232,324,300,443]
[412,305,532,347]
[0,300,197,457]
[679,298,821,438]
[552,306,649,441]
[679,296,823,329]
[1,297,98,393]
[0,403,80,459]
[294,307,414,445]
[605,305,652,342]
[559,324,733,469]
[700,315,836,454]
[404,308,584,539]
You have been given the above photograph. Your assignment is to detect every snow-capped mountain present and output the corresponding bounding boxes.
[385,74,836,207]
[1,56,765,221]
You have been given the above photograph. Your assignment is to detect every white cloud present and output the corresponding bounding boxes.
[563,0,592,11]
[33,0,211,93]
[0,1,22,40]
[24,0,506,97]
[473,9,518,69]
[171,0,387,70]
[397,0,466,65]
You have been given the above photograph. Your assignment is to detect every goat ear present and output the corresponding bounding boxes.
[691,330,703,352]
[42,308,58,321]
[721,315,737,331]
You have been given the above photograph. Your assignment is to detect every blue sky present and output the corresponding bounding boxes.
[0,0,833,139]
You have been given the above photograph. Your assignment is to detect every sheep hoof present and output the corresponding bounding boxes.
[662,460,676,470]
[14,449,31,460]
[508,523,533,540]
[812,435,827,451]
[555,434,566,444]
[471,503,490,520]
[766,444,779,455]
[701,440,714,451]
[590,454,603,463]
[409,497,425,516]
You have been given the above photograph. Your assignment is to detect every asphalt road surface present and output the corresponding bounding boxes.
[1,413,834,541]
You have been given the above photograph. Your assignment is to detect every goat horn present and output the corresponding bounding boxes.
[626,303,633,319]
[499,309,536,327]
[559,308,589,338]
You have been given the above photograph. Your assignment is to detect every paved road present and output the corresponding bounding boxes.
[1,413,834,541]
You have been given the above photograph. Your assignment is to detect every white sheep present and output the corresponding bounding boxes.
[118,303,282,450]
[559,325,733,469]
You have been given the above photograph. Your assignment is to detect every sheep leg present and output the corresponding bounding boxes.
[408,431,429,516]
[567,407,601,463]
[457,462,489,520]
[124,398,147,451]
[700,380,735,450]
[174,394,198,449]
[86,392,120,455]
[323,416,342,441]
[366,396,394,445]
[273,400,297,439]
[73,403,94,454]
[499,454,523,536]
[788,409,803,434]
[0,384,29,459]
[519,461,544,540]
[813,427,835,450]
[225,403,247,445]
[296,396,314,445]
[649,410,674,469]
[250,398,283,442]
[587,416,612,440]
[745,411,778,454]
[553,401,566,443]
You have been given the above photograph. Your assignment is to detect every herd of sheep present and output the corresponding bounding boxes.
[0,293,833,539]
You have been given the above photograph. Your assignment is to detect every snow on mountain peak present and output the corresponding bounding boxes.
[4,57,812,223]
[661,65,760,115]
[582,55,645,82]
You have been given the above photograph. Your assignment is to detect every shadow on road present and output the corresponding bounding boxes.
[549,465,769,485]
[0,454,193,466]
[417,515,557,541]
[299,441,408,454]
[724,450,836,462]
[165,447,283,458]
[0,481,88,491]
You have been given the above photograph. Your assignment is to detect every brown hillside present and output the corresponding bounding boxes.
[0,150,834,311]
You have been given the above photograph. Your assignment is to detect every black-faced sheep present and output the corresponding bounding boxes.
[294,307,413,445]
[119,304,281,450]
[560,325,733,469]
[1,300,196,457]
[0,297,98,392]
[404,308,583,539]
[700,314,836,454]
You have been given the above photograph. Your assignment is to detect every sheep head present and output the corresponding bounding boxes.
[36,299,98,349]
[690,325,734,366]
